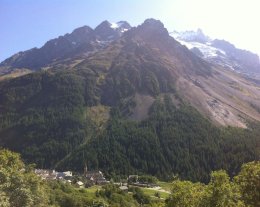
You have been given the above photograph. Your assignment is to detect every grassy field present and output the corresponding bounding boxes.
[158,181,173,191]
[85,185,101,194]
[75,185,101,199]
[141,187,170,200]
[75,185,108,205]
[77,183,172,203]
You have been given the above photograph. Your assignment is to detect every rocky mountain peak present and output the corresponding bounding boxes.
[94,20,112,31]
[132,18,169,42]
[94,20,130,41]
[141,18,167,32]
[173,29,210,43]
[71,25,93,36]
[116,21,131,30]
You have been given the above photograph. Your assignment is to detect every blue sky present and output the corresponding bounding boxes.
[1,0,259,62]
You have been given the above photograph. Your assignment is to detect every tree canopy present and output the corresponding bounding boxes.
[0,149,49,207]
[166,161,260,207]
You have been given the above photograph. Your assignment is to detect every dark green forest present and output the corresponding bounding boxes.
[0,70,259,182]
[59,96,259,182]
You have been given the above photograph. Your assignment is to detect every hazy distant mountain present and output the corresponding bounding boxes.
[173,29,210,43]
[171,29,260,77]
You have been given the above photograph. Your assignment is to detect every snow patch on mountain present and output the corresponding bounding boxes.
[171,30,226,58]
[110,23,119,29]
[171,29,260,77]
[175,38,226,58]
[110,21,130,33]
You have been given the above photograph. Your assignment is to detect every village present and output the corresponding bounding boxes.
[34,167,160,191]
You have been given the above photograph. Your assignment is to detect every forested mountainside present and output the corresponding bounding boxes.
[0,19,259,182]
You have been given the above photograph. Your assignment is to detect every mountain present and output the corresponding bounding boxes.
[94,20,131,41]
[0,20,131,75]
[0,19,259,182]
[172,29,210,43]
[171,29,260,77]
